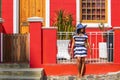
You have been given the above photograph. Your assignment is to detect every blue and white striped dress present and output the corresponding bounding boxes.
[73,34,88,57]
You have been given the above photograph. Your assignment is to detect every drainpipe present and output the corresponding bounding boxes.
[0,18,4,63]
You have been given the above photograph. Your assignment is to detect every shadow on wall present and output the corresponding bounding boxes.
[0,24,6,33]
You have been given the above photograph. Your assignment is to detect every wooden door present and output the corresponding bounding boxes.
[20,0,45,34]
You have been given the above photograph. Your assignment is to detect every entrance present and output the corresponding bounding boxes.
[19,0,45,34]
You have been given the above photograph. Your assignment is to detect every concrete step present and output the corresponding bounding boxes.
[0,63,44,80]
[0,68,44,80]
[0,63,29,68]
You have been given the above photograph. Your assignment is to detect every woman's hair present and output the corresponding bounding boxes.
[77,28,85,34]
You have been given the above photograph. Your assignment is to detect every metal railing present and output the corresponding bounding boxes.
[57,30,114,64]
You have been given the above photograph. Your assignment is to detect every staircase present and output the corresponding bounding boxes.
[0,63,44,80]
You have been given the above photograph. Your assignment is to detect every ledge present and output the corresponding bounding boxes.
[27,17,44,22]
[113,27,120,30]
[0,18,4,23]
[42,27,58,30]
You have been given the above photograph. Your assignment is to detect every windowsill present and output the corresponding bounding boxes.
[82,23,112,28]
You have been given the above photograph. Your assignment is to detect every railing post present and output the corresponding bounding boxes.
[113,27,120,64]
[27,17,43,68]
[42,27,57,64]
[0,18,4,63]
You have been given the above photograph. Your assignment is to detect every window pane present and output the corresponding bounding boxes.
[81,0,107,23]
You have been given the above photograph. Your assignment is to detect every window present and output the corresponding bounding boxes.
[81,0,107,23]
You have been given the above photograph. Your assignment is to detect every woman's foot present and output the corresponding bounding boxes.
[77,74,82,78]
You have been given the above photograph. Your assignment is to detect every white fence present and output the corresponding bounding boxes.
[57,30,114,64]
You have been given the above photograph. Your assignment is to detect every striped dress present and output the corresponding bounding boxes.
[73,34,88,57]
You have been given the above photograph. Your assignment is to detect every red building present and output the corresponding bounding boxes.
[0,0,120,76]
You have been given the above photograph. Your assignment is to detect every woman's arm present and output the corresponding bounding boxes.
[70,38,75,58]
[86,39,92,54]
[71,38,75,50]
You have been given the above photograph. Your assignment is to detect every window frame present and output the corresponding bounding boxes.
[76,0,111,28]
[80,0,108,23]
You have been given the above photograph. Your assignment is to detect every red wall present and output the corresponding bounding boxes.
[50,0,76,26]
[42,28,57,64]
[111,0,120,27]
[2,0,13,33]
[114,29,120,64]
[29,22,42,68]
[2,0,120,33]
[50,0,120,28]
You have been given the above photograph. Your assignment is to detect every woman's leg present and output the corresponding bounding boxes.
[81,57,85,76]
[76,57,82,77]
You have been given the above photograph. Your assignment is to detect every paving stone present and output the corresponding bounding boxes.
[46,71,120,80]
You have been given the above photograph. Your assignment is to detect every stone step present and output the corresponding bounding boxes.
[0,76,41,80]
[0,63,29,68]
[0,68,44,80]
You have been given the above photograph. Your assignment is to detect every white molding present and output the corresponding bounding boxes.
[13,0,19,33]
[108,0,111,27]
[42,27,57,29]
[27,17,44,22]
[45,0,50,27]
[113,27,120,30]
[82,23,111,28]
[76,0,80,26]
[76,0,112,28]
[0,18,4,23]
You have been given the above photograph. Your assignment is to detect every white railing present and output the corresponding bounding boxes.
[57,30,114,64]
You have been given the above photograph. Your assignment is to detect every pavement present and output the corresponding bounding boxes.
[46,71,120,80]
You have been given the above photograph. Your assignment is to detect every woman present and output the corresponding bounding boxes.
[70,23,91,78]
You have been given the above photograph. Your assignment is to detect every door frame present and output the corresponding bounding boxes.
[13,0,50,33]
[13,0,19,33]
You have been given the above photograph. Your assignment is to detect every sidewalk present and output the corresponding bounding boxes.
[46,71,120,80]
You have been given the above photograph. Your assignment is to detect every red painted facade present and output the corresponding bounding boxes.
[28,20,120,76]
[42,28,57,64]
[50,0,120,28]
[114,29,120,64]
[2,0,120,33]
[29,21,43,68]
[2,0,13,33]
[111,0,120,27]
[50,0,76,26]
[1,0,120,76]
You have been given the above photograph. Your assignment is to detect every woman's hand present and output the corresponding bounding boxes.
[90,48,92,55]
[70,49,74,59]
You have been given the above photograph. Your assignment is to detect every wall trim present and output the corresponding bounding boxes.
[76,0,80,26]
[46,0,50,27]
[42,27,57,29]
[13,0,19,33]
[27,17,44,22]
[113,27,120,30]
[0,18,4,23]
